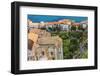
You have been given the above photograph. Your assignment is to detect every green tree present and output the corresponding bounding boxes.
[71,26,76,31]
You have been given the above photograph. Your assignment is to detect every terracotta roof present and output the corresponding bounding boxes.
[72,22,80,26]
[46,19,72,25]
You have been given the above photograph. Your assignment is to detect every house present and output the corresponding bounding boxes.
[58,19,72,31]
[59,24,70,31]
[80,20,88,30]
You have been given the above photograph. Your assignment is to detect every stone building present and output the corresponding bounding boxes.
[28,29,63,61]
[37,36,63,60]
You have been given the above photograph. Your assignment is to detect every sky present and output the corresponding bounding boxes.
[28,14,88,23]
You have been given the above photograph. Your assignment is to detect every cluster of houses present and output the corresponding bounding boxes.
[28,19,88,32]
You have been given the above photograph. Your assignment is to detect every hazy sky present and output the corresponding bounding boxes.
[28,14,87,23]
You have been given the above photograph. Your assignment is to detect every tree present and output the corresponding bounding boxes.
[71,26,76,31]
